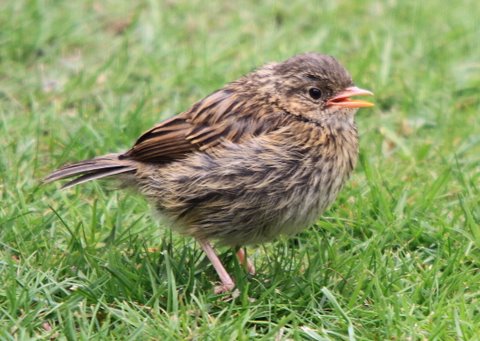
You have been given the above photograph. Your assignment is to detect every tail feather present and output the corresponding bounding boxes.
[44,153,137,189]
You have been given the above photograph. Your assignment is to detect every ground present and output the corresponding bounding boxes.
[1,0,479,339]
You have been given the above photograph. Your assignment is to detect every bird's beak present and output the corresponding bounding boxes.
[326,86,374,108]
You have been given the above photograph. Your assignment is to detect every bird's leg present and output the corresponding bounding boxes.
[199,240,235,294]
[236,248,255,275]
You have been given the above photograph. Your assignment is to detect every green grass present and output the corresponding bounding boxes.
[1,0,479,339]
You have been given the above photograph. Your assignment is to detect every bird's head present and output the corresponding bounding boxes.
[245,53,374,127]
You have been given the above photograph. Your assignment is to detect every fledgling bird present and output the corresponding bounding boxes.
[45,53,374,293]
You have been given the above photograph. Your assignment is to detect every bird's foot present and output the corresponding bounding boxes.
[199,240,237,294]
[236,248,256,275]
[245,258,256,275]
[213,282,236,294]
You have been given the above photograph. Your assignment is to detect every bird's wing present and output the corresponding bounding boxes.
[121,89,279,163]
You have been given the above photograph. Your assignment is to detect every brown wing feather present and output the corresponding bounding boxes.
[121,114,193,162]
[122,89,282,164]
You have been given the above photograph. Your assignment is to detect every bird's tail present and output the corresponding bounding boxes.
[44,153,137,189]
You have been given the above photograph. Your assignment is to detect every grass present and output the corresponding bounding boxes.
[1,0,479,339]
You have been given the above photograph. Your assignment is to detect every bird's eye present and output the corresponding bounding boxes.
[308,87,322,100]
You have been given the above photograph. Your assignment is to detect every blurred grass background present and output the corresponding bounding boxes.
[1,0,479,339]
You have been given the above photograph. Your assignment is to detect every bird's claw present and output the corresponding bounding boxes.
[213,282,235,294]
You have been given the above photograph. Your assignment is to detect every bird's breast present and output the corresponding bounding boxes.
[271,125,359,237]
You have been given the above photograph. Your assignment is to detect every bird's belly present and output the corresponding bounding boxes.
[263,171,345,239]
[144,139,355,246]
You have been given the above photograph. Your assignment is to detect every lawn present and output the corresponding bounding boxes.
[1,0,479,339]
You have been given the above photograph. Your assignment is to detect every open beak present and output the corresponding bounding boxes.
[326,86,374,108]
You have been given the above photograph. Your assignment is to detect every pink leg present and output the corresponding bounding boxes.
[199,240,235,294]
[236,248,256,275]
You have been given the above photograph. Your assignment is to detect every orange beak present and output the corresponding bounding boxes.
[326,86,374,108]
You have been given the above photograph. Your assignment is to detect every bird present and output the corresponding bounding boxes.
[45,52,374,293]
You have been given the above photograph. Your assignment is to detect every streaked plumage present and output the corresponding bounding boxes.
[46,53,373,293]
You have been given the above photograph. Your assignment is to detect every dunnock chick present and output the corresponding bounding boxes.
[45,53,374,293]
